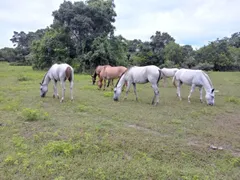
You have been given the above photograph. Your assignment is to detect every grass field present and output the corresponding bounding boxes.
[0,62,240,180]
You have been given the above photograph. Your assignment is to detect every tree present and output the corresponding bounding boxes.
[150,31,175,53]
[31,28,75,70]
[164,42,183,66]
[52,0,116,71]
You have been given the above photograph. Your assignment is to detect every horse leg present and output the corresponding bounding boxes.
[111,79,114,91]
[60,81,66,103]
[188,84,196,103]
[151,84,159,105]
[132,83,138,101]
[163,77,167,87]
[124,82,132,100]
[176,81,182,101]
[103,78,107,90]
[199,86,203,103]
[107,79,111,87]
[53,80,59,98]
[70,80,73,101]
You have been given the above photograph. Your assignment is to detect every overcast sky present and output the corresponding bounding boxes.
[0,0,239,49]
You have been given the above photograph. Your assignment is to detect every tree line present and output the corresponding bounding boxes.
[0,0,240,72]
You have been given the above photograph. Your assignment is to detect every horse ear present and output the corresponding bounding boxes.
[211,88,215,93]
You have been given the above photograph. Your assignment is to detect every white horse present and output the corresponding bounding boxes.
[161,68,179,87]
[172,68,215,105]
[113,65,162,105]
[40,63,74,102]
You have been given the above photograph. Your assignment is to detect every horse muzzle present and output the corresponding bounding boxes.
[41,93,46,98]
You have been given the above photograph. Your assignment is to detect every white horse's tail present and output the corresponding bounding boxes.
[172,75,177,88]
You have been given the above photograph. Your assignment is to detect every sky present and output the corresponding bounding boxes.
[0,0,239,49]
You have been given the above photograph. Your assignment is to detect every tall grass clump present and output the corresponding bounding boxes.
[22,108,49,121]
[225,96,240,104]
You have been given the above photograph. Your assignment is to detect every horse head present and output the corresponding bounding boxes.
[97,80,103,89]
[113,87,121,101]
[40,83,48,97]
[91,75,96,85]
[205,88,215,106]
[91,71,97,85]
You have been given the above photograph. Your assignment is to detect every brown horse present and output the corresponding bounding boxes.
[91,65,112,86]
[98,66,127,90]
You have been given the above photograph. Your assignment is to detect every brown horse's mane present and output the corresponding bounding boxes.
[114,66,133,87]
[92,70,97,78]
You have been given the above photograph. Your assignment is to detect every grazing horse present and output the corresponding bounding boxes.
[98,66,127,90]
[172,68,215,105]
[161,68,179,87]
[91,65,111,86]
[40,63,74,102]
[113,65,162,105]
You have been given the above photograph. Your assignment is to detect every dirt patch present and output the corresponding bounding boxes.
[214,113,240,132]
[187,112,240,157]
[127,124,169,137]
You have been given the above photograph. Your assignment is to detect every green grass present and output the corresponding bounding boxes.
[0,62,240,180]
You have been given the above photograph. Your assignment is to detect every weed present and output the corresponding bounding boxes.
[225,96,240,104]
[103,92,113,97]
[231,157,240,167]
[76,104,89,112]
[22,108,49,121]
[4,155,15,165]
[17,75,31,81]
[43,141,82,156]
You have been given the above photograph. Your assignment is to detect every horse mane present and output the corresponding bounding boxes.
[202,71,213,88]
[92,70,97,78]
[41,71,48,84]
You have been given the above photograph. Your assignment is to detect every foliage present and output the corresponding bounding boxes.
[31,28,75,70]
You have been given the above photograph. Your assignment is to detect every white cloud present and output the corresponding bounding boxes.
[0,0,239,48]
[114,0,240,48]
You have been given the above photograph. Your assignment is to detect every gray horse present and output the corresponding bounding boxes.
[113,65,162,105]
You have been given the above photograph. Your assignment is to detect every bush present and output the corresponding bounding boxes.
[192,62,214,71]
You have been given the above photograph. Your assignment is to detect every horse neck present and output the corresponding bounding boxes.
[42,72,51,85]
[201,73,212,93]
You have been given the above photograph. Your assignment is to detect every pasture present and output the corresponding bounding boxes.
[0,62,240,180]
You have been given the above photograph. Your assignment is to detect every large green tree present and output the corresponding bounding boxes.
[31,28,75,70]
[52,0,116,71]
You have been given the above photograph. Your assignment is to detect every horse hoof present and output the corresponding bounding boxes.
[53,95,55,98]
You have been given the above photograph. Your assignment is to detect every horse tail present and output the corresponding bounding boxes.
[157,69,162,84]
[172,74,177,88]
[65,66,73,82]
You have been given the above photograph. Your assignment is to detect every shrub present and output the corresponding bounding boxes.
[192,62,214,71]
